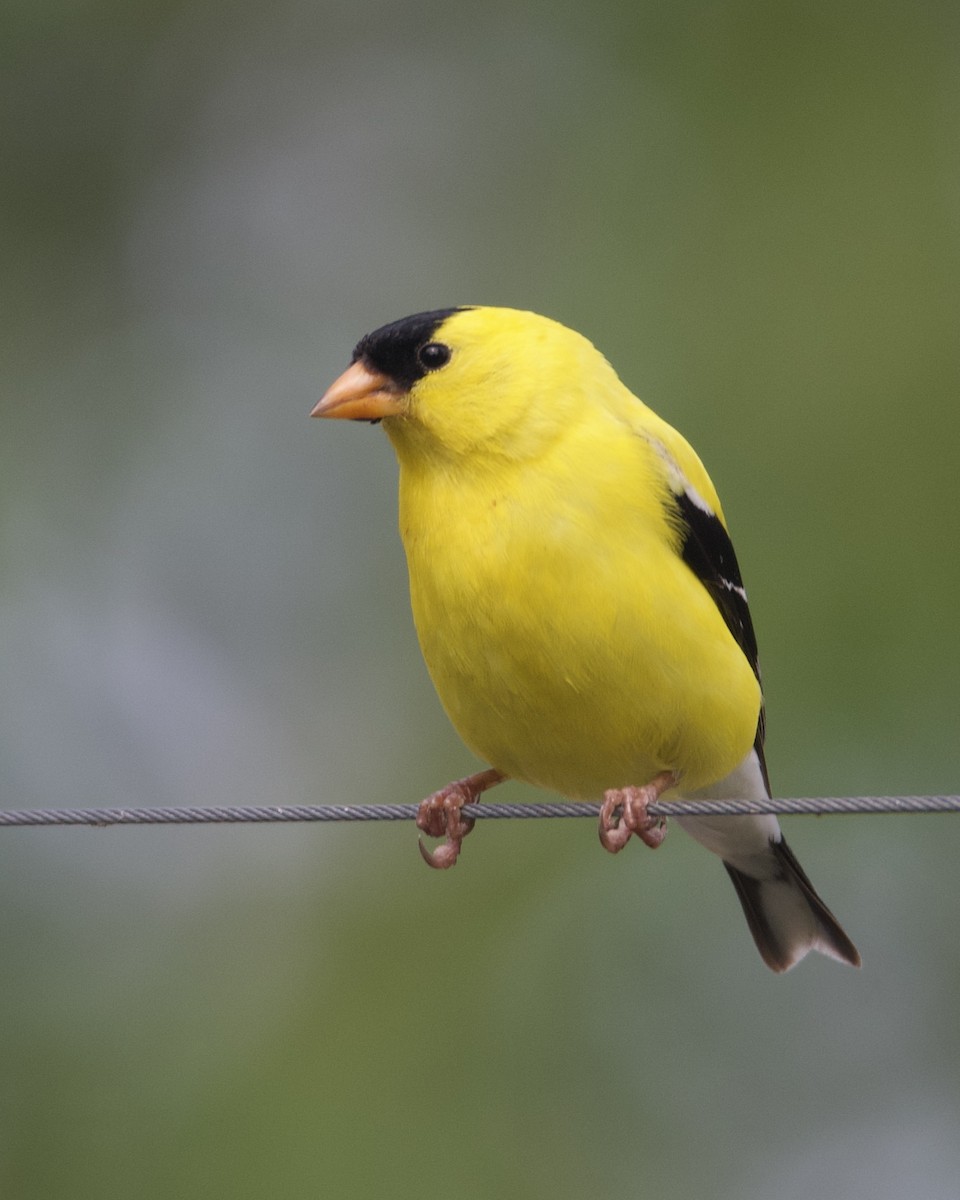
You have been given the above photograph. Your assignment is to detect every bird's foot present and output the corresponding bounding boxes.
[416,768,506,869]
[598,771,677,854]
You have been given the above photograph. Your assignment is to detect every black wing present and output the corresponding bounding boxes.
[672,489,770,793]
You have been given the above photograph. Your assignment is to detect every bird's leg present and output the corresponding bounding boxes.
[599,770,677,854]
[417,767,506,870]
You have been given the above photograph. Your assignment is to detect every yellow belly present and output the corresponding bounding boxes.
[399,465,761,800]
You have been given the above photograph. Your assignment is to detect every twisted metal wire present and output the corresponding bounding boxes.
[0,794,956,828]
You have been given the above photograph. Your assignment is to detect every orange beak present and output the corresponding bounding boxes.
[311,361,407,421]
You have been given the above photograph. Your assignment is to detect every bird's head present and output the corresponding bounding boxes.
[313,307,617,465]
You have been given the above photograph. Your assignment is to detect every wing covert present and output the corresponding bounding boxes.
[671,486,770,793]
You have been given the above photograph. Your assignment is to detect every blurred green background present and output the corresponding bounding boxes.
[2,0,959,1196]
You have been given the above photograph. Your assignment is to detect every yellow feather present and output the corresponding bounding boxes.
[382,307,760,798]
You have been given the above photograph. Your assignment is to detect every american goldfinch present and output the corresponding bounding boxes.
[314,306,860,973]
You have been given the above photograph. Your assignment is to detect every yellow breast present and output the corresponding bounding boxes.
[393,426,761,800]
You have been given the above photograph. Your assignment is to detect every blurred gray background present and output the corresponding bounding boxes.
[2,1,959,1197]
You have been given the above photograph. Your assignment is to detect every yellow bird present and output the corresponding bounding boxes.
[314,306,860,973]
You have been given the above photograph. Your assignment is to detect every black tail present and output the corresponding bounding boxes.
[724,837,861,973]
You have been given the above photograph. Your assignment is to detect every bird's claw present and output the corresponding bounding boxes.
[416,768,505,870]
[598,772,677,854]
[417,784,476,869]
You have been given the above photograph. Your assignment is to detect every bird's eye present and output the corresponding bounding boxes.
[417,342,451,372]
